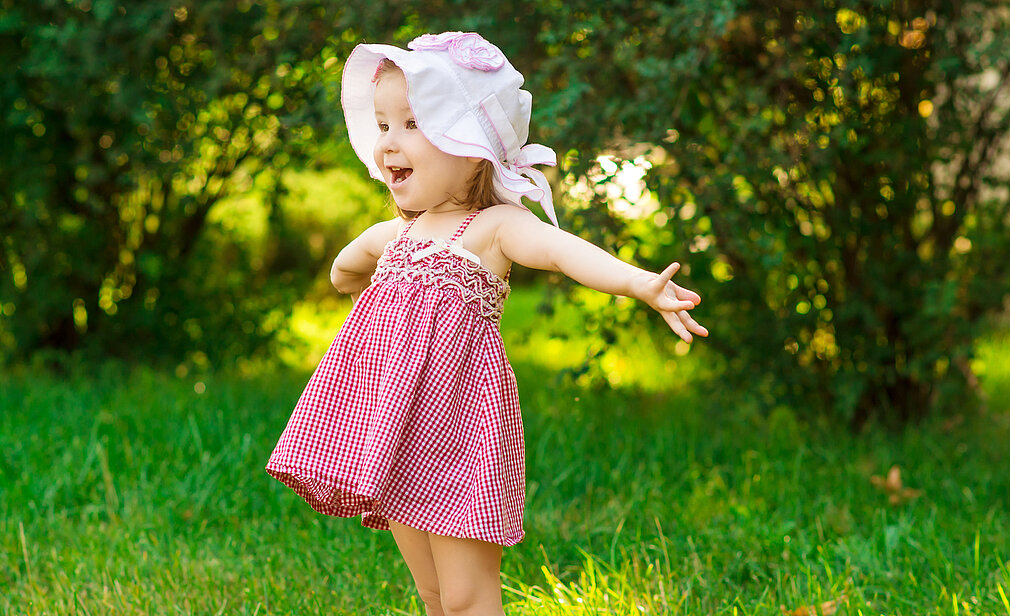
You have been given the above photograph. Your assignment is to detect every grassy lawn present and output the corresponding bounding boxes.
[2,289,1009,615]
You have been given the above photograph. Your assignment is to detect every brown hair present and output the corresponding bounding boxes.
[459,159,505,211]
[372,60,505,218]
[372,58,400,83]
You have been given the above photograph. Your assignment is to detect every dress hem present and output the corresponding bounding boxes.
[265,463,525,547]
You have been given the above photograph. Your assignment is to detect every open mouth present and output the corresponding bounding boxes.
[389,166,413,185]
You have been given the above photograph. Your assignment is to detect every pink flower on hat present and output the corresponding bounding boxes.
[409,32,460,49]
[409,32,506,72]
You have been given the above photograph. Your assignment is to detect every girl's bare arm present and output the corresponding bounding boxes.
[330,218,400,296]
[494,207,708,342]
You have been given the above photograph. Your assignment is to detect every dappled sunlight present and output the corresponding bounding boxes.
[268,284,702,391]
[503,286,707,392]
[272,295,352,371]
[975,330,1010,414]
[503,549,678,615]
[564,154,662,221]
[506,330,690,393]
[500,536,857,615]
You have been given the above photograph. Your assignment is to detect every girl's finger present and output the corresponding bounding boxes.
[657,262,681,286]
[667,281,701,305]
[664,311,693,343]
[659,297,697,312]
[678,311,709,337]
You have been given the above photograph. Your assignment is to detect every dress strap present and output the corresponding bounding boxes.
[449,210,482,243]
[400,212,423,237]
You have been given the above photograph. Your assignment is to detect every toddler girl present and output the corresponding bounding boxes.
[266,31,708,616]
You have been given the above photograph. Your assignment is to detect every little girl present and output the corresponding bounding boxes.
[266,32,708,616]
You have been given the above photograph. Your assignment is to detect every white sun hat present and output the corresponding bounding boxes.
[341,31,559,226]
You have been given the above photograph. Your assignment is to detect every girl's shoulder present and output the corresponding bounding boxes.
[479,203,552,245]
[477,204,552,268]
[357,216,403,257]
[369,216,405,237]
[479,203,541,231]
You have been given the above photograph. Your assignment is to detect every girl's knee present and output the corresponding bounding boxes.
[439,590,473,616]
[416,586,443,615]
[439,586,502,616]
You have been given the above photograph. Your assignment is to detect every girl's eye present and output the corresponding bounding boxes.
[406,119,417,129]
[378,122,389,132]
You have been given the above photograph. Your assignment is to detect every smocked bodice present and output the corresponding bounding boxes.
[371,235,511,323]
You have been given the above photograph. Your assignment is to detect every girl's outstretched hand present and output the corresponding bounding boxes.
[634,262,709,343]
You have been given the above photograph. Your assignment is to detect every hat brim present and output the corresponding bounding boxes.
[341,44,415,183]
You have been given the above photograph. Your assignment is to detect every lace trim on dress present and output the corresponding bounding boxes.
[372,236,510,323]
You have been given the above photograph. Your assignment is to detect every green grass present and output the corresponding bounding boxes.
[2,297,1009,615]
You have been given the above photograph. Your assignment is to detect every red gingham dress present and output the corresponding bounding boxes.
[265,210,525,546]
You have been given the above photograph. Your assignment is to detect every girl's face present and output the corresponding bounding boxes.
[372,70,479,212]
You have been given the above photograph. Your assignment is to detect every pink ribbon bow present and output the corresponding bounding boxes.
[500,144,558,227]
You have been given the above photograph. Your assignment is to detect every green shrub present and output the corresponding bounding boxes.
[416,1,1010,426]
[0,1,389,364]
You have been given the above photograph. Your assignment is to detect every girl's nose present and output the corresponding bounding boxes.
[380,132,399,152]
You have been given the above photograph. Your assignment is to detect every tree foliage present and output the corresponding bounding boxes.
[3,1,1008,425]
[0,0,398,362]
[654,2,1010,426]
[410,0,1010,425]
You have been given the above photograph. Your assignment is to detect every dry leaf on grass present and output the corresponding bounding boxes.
[780,594,847,616]
[942,414,964,432]
[870,465,923,505]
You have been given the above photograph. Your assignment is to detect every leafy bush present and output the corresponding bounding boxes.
[0,1,390,364]
[415,1,1010,426]
[4,1,1009,427]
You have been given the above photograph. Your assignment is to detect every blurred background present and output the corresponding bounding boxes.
[2,2,1009,614]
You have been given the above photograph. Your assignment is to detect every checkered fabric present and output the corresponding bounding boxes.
[265,210,525,546]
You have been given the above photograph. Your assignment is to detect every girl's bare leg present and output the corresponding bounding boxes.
[389,520,505,616]
[389,520,444,616]
[428,532,504,616]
